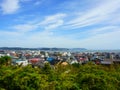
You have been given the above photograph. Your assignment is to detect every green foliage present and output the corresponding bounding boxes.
[1,57,120,90]
[0,56,11,66]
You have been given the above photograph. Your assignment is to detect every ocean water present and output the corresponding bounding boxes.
[68,50,120,53]
[46,49,120,53]
[86,50,120,53]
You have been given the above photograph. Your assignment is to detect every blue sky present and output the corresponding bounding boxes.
[0,0,120,49]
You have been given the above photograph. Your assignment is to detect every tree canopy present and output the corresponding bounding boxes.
[0,56,120,90]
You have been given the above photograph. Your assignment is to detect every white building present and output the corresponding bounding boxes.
[15,60,28,66]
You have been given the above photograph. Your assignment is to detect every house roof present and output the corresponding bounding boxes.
[61,62,68,65]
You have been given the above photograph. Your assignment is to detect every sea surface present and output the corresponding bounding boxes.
[70,50,120,53]
[47,49,120,53]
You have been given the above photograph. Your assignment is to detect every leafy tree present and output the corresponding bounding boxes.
[0,56,11,65]
[1,60,120,90]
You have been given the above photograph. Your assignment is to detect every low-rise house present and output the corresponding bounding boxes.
[70,60,78,64]
[61,62,68,66]
[12,59,28,66]
[101,61,113,65]
[0,50,6,57]
[16,60,28,66]
[29,58,44,64]
[75,55,88,64]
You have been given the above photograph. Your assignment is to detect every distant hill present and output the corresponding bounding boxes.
[0,47,87,51]
[70,48,87,51]
[0,47,37,50]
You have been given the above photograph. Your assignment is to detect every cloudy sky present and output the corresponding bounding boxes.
[0,0,120,49]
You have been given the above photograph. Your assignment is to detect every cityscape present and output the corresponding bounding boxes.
[0,48,120,67]
[0,48,120,89]
[0,0,120,90]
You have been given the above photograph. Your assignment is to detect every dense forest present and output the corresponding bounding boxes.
[0,56,120,90]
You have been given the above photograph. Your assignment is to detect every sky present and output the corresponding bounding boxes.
[0,0,120,49]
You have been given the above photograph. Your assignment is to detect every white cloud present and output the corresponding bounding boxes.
[8,13,66,35]
[45,20,64,30]
[0,26,120,49]
[14,29,120,49]
[13,24,37,33]
[20,0,32,2]
[65,0,120,29]
[0,0,20,14]
[57,26,120,41]
[85,26,119,35]
[12,13,66,33]
[34,1,41,5]
[40,13,66,25]
[0,30,19,36]
[78,30,120,49]
[38,13,66,31]
[0,0,120,49]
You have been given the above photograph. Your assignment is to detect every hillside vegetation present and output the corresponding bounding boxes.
[0,56,120,90]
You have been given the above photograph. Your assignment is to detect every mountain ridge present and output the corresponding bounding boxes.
[0,47,87,51]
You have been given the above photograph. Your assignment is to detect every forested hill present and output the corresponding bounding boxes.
[0,47,87,51]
